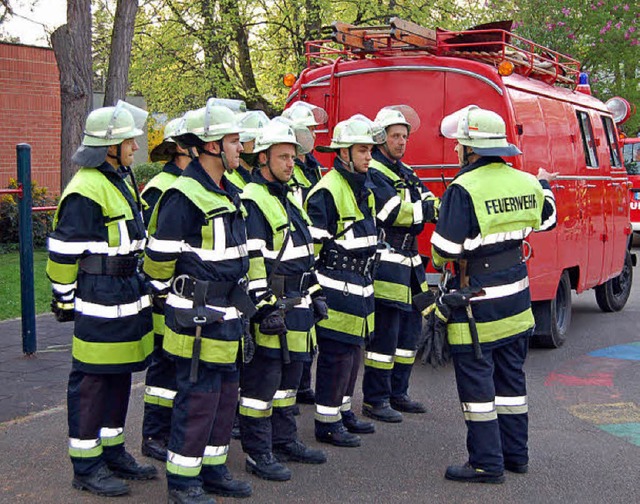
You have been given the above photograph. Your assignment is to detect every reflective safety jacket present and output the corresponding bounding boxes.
[368,149,438,309]
[143,159,250,369]
[224,165,253,198]
[241,171,319,360]
[46,162,153,374]
[305,162,377,346]
[141,161,182,225]
[431,157,557,351]
[141,161,182,340]
[288,152,323,206]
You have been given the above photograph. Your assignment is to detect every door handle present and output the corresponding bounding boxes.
[586,184,597,188]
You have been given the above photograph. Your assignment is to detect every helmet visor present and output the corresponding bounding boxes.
[206,97,247,114]
[440,105,479,139]
[113,100,148,137]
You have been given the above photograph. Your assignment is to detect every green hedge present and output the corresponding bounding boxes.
[134,162,164,188]
[0,179,57,251]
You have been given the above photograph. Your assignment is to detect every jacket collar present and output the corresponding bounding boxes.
[162,161,183,177]
[183,158,229,195]
[456,156,505,179]
[252,168,291,199]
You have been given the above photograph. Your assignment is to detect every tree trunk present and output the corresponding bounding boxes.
[103,0,139,106]
[51,0,92,191]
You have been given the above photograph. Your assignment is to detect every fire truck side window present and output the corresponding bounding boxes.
[600,116,622,168]
[577,111,598,168]
[624,143,640,175]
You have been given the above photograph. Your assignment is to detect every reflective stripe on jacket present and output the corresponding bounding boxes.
[46,163,153,373]
[431,157,557,349]
[368,151,435,309]
[144,159,250,368]
[241,172,317,360]
[305,164,377,345]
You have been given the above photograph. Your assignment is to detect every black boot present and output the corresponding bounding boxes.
[273,440,327,464]
[141,437,167,462]
[342,410,375,434]
[296,388,316,404]
[105,450,158,480]
[203,464,252,498]
[504,461,528,474]
[390,394,427,414]
[245,453,291,481]
[168,486,217,504]
[362,402,403,423]
[72,465,130,497]
[315,422,361,447]
[444,462,505,484]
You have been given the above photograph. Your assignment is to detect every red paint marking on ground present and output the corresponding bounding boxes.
[544,371,614,387]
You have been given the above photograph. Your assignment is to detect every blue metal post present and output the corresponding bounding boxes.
[17,144,36,355]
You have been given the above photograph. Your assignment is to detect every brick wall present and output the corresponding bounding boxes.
[0,42,61,194]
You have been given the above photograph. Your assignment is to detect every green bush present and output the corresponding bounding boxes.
[0,179,57,248]
[134,161,164,189]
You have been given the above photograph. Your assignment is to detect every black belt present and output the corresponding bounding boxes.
[79,255,139,276]
[320,249,373,276]
[466,247,523,276]
[172,275,257,318]
[385,232,418,252]
[270,273,311,299]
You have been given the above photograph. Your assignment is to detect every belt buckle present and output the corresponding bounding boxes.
[364,256,374,276]
[172,274,190,297]
[325,249,338,270]
[299,271,311,294]
[401,233,412,250]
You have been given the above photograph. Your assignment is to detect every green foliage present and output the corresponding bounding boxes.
[512,0,639,134]
[0,179,57,247]
[0,250,51,321]
[134,161,164,188]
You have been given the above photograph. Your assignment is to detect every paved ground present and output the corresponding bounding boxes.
[1,288,639,503]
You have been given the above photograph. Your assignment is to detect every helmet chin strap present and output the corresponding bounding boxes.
[461,146,472,167]
[107,143,123,166]
[347,147,355,173]
[199,139,231,172]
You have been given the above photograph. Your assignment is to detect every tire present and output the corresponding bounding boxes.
[531,271,572,349]
[595,250,633,313]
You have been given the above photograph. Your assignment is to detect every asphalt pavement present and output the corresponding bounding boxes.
[1,283,639,503]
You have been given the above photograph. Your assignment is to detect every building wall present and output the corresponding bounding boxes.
[0,42,61,193]
[0,42,149,196]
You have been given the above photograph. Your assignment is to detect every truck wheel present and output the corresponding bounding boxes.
[595,250,633,313]
[531,271,572,348]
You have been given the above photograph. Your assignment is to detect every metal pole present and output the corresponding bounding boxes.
[17,144,36,355]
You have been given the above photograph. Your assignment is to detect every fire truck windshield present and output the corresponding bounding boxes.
[623,141,640,175]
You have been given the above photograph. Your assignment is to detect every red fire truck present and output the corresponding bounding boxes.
[622,136,640,237]
[285,18,634,348]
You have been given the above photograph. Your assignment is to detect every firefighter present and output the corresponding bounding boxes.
[239,119,327,482]
[140,116,191,462]
[225,110,270,197]
[144,99,254,503]
[432,105,557,483]
[281,101,329,406]
[362,105,438,423]
[47,101,157,497]
[305,115,385,447]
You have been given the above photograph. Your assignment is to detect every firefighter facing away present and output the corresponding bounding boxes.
[431,105,557,483]
[362,105,439,423]
[140,115,192,463]
[47,101,157,497]
[144,99,255,504]
[305,115,385,447]
[239,119,327,482]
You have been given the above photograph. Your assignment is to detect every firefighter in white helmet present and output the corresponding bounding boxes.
[144,98,255,503]
[433,105,557,483]
[140,115,191,463]
[305,114,386,447]
[362,105,439,423]
[239,119,327,482]
[47,100,157,497]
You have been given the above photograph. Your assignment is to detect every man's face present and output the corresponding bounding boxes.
[221,133,243,170]
[242,139,256,154]
[111,137,138,166]
[454,142,465,166]
[382,124,409,161]
[340,144,373,173]
[262,143,297,182]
